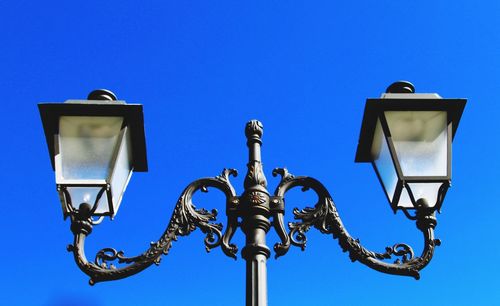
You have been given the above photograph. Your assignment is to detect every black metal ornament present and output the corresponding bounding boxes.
[67,119,441,300]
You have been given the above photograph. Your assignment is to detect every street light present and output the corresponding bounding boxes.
[39,82,466,306]
[355,81,466,213]
[39,89,147,219]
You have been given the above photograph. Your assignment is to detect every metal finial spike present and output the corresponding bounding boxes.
[87,89,117,101]
[386,81,415,94]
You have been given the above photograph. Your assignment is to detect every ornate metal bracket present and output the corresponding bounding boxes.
[270,167,440,279]
[66,119,442,289]
[68,168,238,285]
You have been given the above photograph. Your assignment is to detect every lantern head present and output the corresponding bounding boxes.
[39,90,147,219]
[355,81,466,212]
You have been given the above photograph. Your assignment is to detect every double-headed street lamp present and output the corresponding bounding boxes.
[39,81,466,306]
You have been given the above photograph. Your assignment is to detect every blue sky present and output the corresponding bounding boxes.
[1,1,499,305]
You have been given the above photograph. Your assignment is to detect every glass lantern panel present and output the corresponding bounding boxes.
[58,116,124,180]
[385,111,447,177]
[371,119,398,201]
[109,127,133,214]
[65,186,110,214]
[397,183,443,208]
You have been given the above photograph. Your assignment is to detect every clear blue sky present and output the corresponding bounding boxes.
[1,1,499,305]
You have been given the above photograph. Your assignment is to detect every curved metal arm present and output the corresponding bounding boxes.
[67,168,238,285]
[271,168,441,279]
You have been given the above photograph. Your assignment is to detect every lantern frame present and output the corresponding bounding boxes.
[39,99,148,218]
[355,95,466,212]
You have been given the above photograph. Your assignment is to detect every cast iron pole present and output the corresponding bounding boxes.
[241,120,270,306]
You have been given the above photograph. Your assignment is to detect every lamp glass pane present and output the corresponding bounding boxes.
[371,119,398,201]
[397,183,443,208]
[58,116,124,180]
[109,127,133,214]
[66,186,110,214]
[385,111,447,177]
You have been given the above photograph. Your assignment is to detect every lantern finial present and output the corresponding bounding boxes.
[87,89,117,101]
[386,81,415,94]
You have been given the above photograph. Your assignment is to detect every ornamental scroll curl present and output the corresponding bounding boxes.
[271,168,441,280]
[67,168,238,285]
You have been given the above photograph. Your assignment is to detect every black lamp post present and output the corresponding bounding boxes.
[39,82,466,306]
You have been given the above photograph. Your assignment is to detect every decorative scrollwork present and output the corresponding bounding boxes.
[216,168,239,185]
[380,244,415,264]
[272,168,440,279]
[271,168,294,258]
[95,248,140,269]
[245,162,267,189]
[272,168,295,186]
[67,168,238,285]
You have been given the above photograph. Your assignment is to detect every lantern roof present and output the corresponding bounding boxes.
[355,93,466,163]
[39,99,148,172]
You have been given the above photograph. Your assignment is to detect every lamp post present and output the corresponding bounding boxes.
[39,82,466,306]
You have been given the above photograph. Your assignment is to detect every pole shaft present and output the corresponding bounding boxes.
[243,222,269,306]
[242,120,270,306]
[246,254,268,306]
